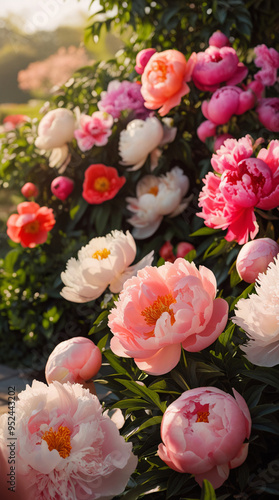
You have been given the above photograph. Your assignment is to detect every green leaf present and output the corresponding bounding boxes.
[4,248,20,273]
[243,368,279,390]
[200,479,216,500]
[190,228,221,237]
[183,249,197,263]
[129,416,163,436]
[97,333,109,352]
[115,379,165,411]
[230,283,255,311]
[103,350,133,377]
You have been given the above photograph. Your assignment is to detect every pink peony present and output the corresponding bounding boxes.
[45,337,102,384]
[197,120,216,143]
[209,31,230,48]
[108,258,228,375]
[7,202,55,248]
[158,387,251,489]
[233,255,279,366]
[236,237,279,283]
[141,49,196,116]
[198,136,279,244]
[0,381,137,500]
[201,86,256,125]
[21,182,39,199]
[192,46,248,92]
[256,98,279,132]
[97,80,149,119]
[176,241,195,258]
[213,134,234,152]
[51,176,74,201]
[135,48,156,74]
[74,111,113,152]
[254,44,279,86]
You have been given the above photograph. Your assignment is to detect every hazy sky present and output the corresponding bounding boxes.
[0,0,101,33]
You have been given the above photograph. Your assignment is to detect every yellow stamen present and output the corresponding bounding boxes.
[151,61,167,82]
[92,248,111,260]
[141,293,176,327]
[41,426,71,458]
[94,176,110,192]
[196,411,209,423]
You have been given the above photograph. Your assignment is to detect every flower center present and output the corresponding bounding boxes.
[151,60,167,82]
[41,426,72,458]
[196,411,210,423]
[94,176,110,192]
[148,186,159,196]
[210,53,223,63]
[92,248,111,260]
[24,220,40,234]
[141,293,176,326]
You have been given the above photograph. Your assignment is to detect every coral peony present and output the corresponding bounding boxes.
[158,387,251,489]
[192,46,248,92]
[141,49,196,116]
[254,44,279,86]
[256,98,279,132]
[108,258,228,375]
[135,48,156,74]
[236,238,279,283]
[126,167,191,239]
[21,182,39,198]
[74,111,113,152]
[233,255,279,366]
[98,80,148,119]
[61,230,154,302]
[35,108,76,150]
[7,202,55,248]
[45,337,102,384]
[201,86,256,125]
[0,381,137,500]
[51,176,74,201]
[82,164,126,204]
[119,116,164,171]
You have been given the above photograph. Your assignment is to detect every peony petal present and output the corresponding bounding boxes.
[134,343,182,375]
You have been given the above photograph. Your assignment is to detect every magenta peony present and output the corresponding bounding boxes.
[158,387,251,489]
[108,258,228,375]
[201,86,256,125]
[208,31,230,48]
[236,238,279,283]
[197,120,216,143]
[254,44,279,86]
[97,80,148,119]
[135,48,156,74]
[51,176,74,201]
[256,98,279,132]
[0,381,137,500]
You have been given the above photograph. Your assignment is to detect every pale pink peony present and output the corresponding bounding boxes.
[192,46,248,92]
[236,238,279,283]
[51,176,74,201]
[233,255,279,366]
[254,44,279,86]
[158,387,251,489]
[45,337,102,384]
[61,230,154,303]
[201,86,256,125]
[74,111,113,152]
[135,48,156,74]
[209,31,230,48]
[256,98,279,132]
[108,258,228,375]
[35,108,76,150]
[197,120,216,143]
[0,381,137,500]
[141,49,196,116]
[97,80,148,119]
[126,167,191,239]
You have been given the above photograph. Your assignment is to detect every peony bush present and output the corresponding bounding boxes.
[0,1,279,499]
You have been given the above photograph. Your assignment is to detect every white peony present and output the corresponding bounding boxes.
[232,255,279,366]
[49,144,71,173]
[61,230,154,302]
[35,108,76,150]
[126,166,192,239]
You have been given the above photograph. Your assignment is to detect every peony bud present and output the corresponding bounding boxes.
[51,176,74,201]
[21,182,39,199]
[197,120,216,142]
[135,48,156,74]
[209,31,230,48]
[236,237,279,283]
[159,241,175,262]
[176,242,195,258]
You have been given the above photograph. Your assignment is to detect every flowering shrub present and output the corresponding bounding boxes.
[1,2,279,498]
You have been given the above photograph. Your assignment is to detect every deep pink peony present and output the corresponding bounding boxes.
[97,80,149,119]
[209,31,230,48]
[158,387,251,489]
[141,49,196,116]
[192,46,248,92]
[51,176,74,201]
[254,44,279,86]
[236,238,279,283]
[74,111,113,152]
[213,134,234,152]
[45,337,102,384]
[201,86,256,125]
[198,137,279,244]
[108,259,228,375]
[135,48,156,74]
[256,98,279,132]
[197,120,216,143]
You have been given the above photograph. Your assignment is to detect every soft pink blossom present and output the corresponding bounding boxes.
[197,120,216,143]
[233,255,279,366]
[201,86,256,125]
[256,98,279,132]
[158,387,251,489]
[35,108,76,150]
[108,258,228,375]
[45,337,102,384]
[98,80,149,119]
[135,48,156,74]
[254,44,279,86]
[21,182,39,199]
[74,111,113,152]
[209,31,230,48]
[236,238,279,283]
[51,176,74,201]
[192,46,248,92]
[213,134,234,152]
[0,381,137,500]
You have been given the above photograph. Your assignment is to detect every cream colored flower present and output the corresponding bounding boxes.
[35,108,76,150]
[49,145,71,173]
[232,255,279,366]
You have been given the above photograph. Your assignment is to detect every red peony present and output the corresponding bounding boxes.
[7,202,55,248]
[82,164,126,204]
